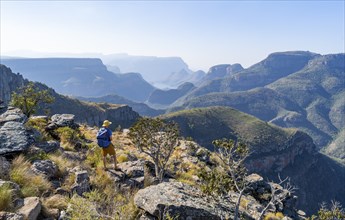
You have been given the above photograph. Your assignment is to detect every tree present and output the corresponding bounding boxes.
[129,117,179,182]
[213,138,249,220]
[259,174,297,220]
[208,139,297,220]
[10,82,54,117]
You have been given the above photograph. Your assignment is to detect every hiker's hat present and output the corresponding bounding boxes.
[102,120,112,127]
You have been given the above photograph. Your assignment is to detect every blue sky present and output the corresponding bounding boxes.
[1,1,344,71]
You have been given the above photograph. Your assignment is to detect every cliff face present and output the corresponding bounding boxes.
[0,65,26,104]
[246,131,316,173]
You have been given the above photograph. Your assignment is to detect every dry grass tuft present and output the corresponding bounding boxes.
[10,155,52,197]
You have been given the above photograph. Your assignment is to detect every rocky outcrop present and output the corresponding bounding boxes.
[49,114,78,128]
[0,65,26,105]
[134,174,303,220]
[134,181,237,220]
[0,107,34,155]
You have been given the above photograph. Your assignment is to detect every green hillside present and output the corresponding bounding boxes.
[163,106,296,152]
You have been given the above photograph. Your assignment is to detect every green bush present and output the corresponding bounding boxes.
[198,167,234,196]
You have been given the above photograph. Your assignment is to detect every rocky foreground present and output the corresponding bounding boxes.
[1,106,307,219]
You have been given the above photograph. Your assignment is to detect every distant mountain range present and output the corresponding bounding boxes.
[0,58,155,102]
[100,54,205,88]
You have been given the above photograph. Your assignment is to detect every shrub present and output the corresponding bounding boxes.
[56,127,79,144]
[198,167,234,196]
[26,117,52,141]
[0,184,12,211]
[10,155,51,197]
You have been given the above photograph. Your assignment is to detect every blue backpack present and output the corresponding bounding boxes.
[96,128,110,148]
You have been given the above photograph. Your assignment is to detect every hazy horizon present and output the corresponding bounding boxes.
[1,1,344,71]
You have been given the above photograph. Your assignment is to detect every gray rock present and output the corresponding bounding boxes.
[0,121,32,155]
[0,156,10,178]
[0,107,27,126]
[31,160,58,179]
[118,160,145,178]
[195,148,210,163]
[0,212,24,220]
[35,141,60,153]
[244,173,271,200]
[134,181,237,220]
[17,197,42,220]
[13,198,24,209]
[30,115,48,121]
[70,171,90,196]
[50,114,78,128]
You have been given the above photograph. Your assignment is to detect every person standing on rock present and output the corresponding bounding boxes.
[97,120,117,170]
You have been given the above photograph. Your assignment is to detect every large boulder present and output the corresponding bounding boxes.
[134,181,238,220]
[16,197,41,220]
[0,108,32,155]
[0,121,32,155]
[46,114,78,130]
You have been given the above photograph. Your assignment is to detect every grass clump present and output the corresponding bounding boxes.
[43,194,68,210]
[264,212,284,220]
[117,154,129,163]
[10,155,52,197]
[0,184,13,211]
[48,152,75,178]
[66,194,99,220]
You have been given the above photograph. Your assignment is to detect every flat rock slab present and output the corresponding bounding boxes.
[134,181,236,220]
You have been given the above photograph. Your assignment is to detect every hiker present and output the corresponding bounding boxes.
[97,120,117,170]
